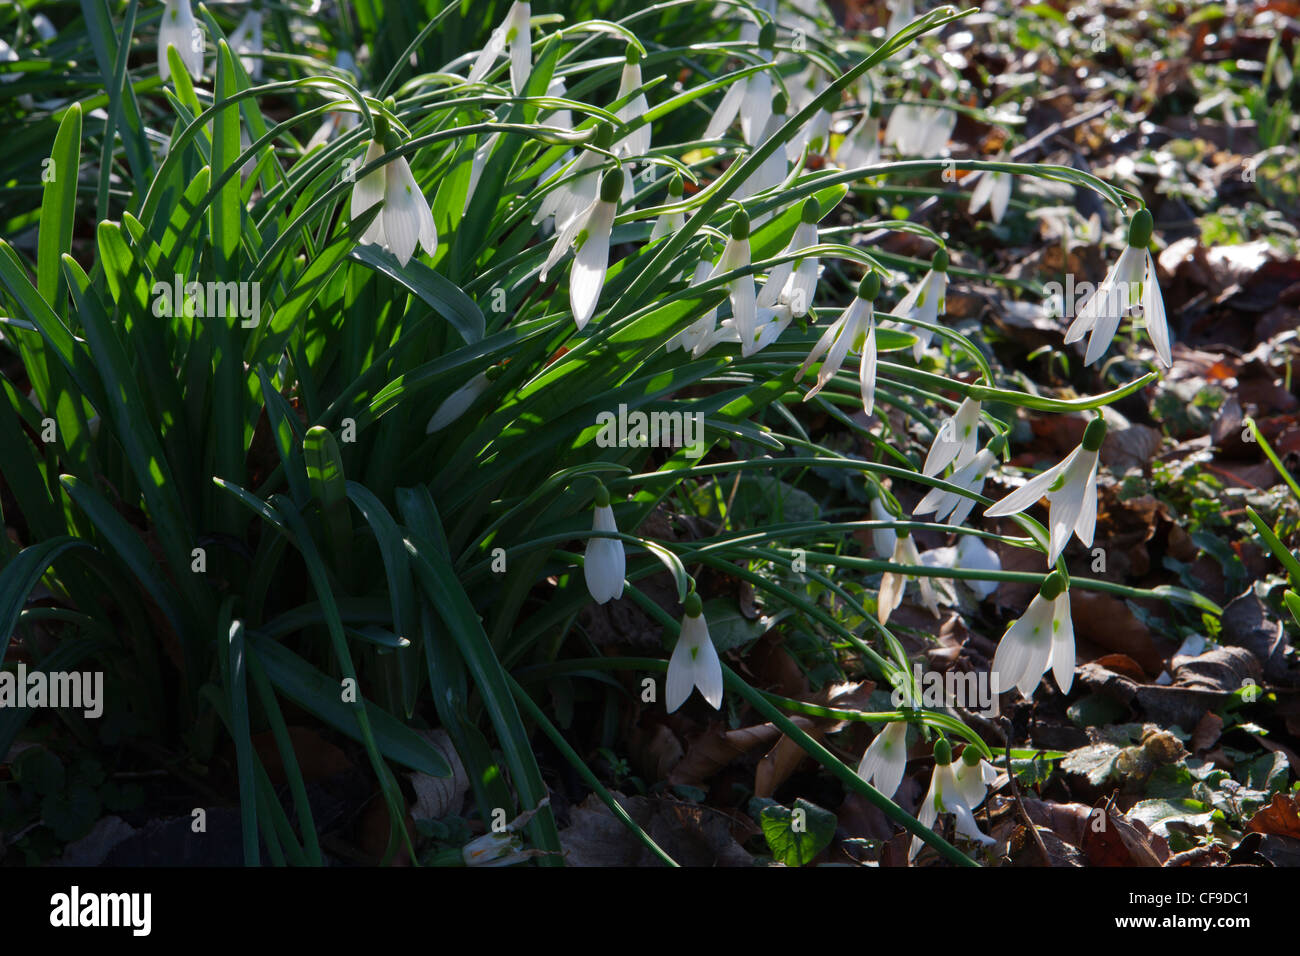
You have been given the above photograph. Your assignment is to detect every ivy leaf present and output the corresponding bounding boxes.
[759,798,836,867]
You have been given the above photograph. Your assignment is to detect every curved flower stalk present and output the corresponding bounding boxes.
[919,535,1002,603]
[351,115,437,267]
[540,169,621,330]
[923,396,981,477]
[305,52,361,151]
[757,197,820,316]
[229,7,264,79]
[710,210,758,355]
[797,271,880,413]
[158,0,203,82]
[425,365,502,434]
[952,745,998,811]
[891,248,948,360]
[1063,208,1171,368]
[835,104,881,170]
[584,482,625,604]
[993,571,1075,697]
[914,446,998,528]
[704,21,776,146]
[984,417,1105,567]
[967,166,1012,224]
[666,592,723,712]
[533,123,613,232]
[879,530,939,624]
[857,720,909,798]
[468,0,531,94]
[910,738,996,861]
[885,103,955,156]
[650,174,686,240]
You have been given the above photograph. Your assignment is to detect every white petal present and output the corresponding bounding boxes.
[1050,592,1075,693]
[968,171,994,215]
[1142,251,1172,367]
[989,173,1012,223]
[351,140,387,223]
[859,316,878,415]
[426,373,491,433]
[870,497,897,560]
[570,200,615,329]
[704,80,746,140]
[507,2,532,94]
[857,721,908,798]
[983,452,1072,518]
[381,158,430,266]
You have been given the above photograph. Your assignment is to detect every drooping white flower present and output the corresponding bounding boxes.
[228,8,263,79]
[879,531,938,624]
[757,198,820,316]
[584,484,625,604]
[836,107,881,170]
[650,174,686,240]
[1063,208,1171,368]
[952,746,999,810]
[923,397,981,477]
[468,1,531,94]
[711,210,758,355]
[666,593,724,712]
[540,169,621,330]
[910,739,996,861]
[426,367,499,434]
[613,45,651,162]
[533,123,613,232]
[158,0,203,82]
[351,122,438,266]
[914,447,998,528]
[891,248,949,360]
[869,493,897,560]
[710,303,795,354]
[983,418,1105,567]
[704,20,775,145]
[797,271,879,414]
[968,166,1012,224]
[885,104,955,156]
[992,571,1075,697]
[918,535,1002,604]
[857,720,909,798]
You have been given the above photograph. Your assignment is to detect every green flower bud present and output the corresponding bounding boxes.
[933,738,952,766]
[1081,416,1107,452]
[684,591,703,617]
[372,112,391,143]
[625,43,642,65]
[961,745,983,767]
[758,21,776,50]
[858,271,881,301]
[1127,208,1153,249]
[800,197,821,224]
[593,481,610,508]
[772,91,788,115]
[932,248,949,273]
[730,209,750,240]
[600,168,623,203]
[668,173,684,197]
[593,122,614,149]
[1038,570,1067,601]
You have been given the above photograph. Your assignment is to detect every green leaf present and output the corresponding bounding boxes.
[1,538,91,664]
[38,103,81,313]
[758,798,837,866]
[350,245,485,344]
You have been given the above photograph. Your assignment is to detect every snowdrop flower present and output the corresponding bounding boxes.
[891,248,948,360]
[666,592,723,712]
[910,738,996,861]
[914,446,998,528]
[918,535,1002,604]
[584,483,625,604]
[953,745,998,810]
[351,116,437,267]
[797,271,880,413]
[705,21,775,145]
[967,165,1012,224]
[667,257,719,354]
[885,104,955,156]
[757,197,820,316]
[983,417,1105,567]
[857,721,909,798]
[650,174,686,240]
[710,210,758,355]
[613,45,651,161]
[229,7,263,79]
[923,397,981,477]
[835,105,881,170]
[992,571,1075,697]
[533,123,613,232]
[468,1,531,94]
[425,366,501,434]
[710,303,794,354]
[158,0,203,83]
[462,799,550,866]
[869,491,897,560]
[1063,208,1171,368]
[879,530,938,624]
[540,169,621,330]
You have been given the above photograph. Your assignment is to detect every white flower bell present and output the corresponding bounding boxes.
[993,571,1075,697]
[584,483,625,605]
[666,592,724,712]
